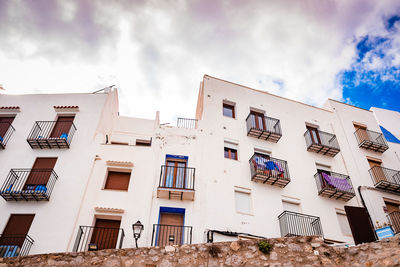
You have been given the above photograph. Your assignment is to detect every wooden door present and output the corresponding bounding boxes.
[0,117,15,141]
[164,160,187,189]
[317,169,332,189]
[307,126,321,144]
[355,125,369,143]
[368,159,386,183]
[250,111,266,130]
[50,116,74,138]
[157,213,184,246]
[24,158,57,190]
[90,219,121,250]
[344,206,376,245]
[385,201,400,213]
[0,214,35,247]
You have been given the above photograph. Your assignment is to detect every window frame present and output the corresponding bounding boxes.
[223,103,235,118]
[224,147,238,160]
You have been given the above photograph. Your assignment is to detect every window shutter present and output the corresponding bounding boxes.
[105,171,131,190]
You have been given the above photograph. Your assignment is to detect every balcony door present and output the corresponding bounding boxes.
[317,169,332,189]
[165,160,187,189]
[157,212,184,246]
[0,117,15,141]
[307,126,321,144]
[50,116,75,138]
[250,111,266,131]
[90,219,121,250]
[368,159,386,183]
[24,158,57,190]
[354,124,368,143]
[0,214,34,247]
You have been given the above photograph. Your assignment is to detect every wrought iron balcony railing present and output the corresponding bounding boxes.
[249,153,290,187]
[0,234,34,258]
[369,166,400,193]
[177,118,198,129]
[246,113,282,143]
[0,122,15,149]
[27,121,77,149]
[304,129,340,157]
[158,165,195,200]
[387,211,400,234]
[354,128,388,153]
[278,211,323,237]
[151,224,192,247]
[314,172,355,201]
[0,169,58,201]
[72,226,125,252]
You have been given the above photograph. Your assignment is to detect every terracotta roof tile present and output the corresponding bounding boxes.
[53,106,79,109]
[0,106,20,110]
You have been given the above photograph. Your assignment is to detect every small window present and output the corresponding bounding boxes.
[104,171,131,190]
[223,103,235,118]
[336,212,352,236]
[224,147,238,160]
[136,138,151,146]
[235,189,252,214]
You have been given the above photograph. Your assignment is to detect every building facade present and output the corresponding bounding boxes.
[1,75,400,257]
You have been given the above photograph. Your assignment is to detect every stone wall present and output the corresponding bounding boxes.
[1,236,400,267]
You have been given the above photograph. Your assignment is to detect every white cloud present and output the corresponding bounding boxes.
[0,0,399,122]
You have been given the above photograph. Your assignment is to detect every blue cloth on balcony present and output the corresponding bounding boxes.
[35,185,47,192]
[322,173,352,191]
[60,133,68,140]
[0,245,19,257]
[0,135,3,142]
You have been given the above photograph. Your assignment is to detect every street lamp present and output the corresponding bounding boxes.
[132,220,144,248]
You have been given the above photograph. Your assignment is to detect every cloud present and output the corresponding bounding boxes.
[0,0,400,122]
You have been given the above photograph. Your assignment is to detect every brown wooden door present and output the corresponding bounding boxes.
[344,206,376,245]
[307,126,321,144]
[0,214,35,247]
[0,117,15,140]
[355,125,369,143]
[250,111,266,130]
[385,201,400,213]
[90,219,121,250]
[157,213,184,246]
[164,160,187,188]
[50,116,74,138]
[24,158,57,189]
[368,159,386,183]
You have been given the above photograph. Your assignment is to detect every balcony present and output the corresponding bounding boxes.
[249,153,290,187]
[0,169,58,201]
[354,128,388,153]
[369,166,400,193]
[151,224,192,247]
[314,172,355,201]
[157,165,195,201]
[387,211,400,234]
[0,122,15,149]
[0,234,34,258]
[27,121,77,149]
[177,118,198,129]
[72,226,125,252]
[246,113,282,143]
[304,129,340,157]
[278,211,323,237]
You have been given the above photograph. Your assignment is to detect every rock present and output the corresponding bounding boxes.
[151,256,159,262]
[311,243,320,248]
[245,252,254,259]
[230,241,241,251]
[288,243,302,252]
[260,255,267,261]
[270,251,278,261]
[275,243,286,248]
[123,259,134,267]
[148,249,158,255]
[164,246,175,253]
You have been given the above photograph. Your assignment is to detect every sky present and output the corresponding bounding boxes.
[0,0,400,123]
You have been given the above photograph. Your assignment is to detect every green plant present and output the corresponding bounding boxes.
[258,240,273,254]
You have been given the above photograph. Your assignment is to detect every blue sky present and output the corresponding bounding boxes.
[340,15,400,112]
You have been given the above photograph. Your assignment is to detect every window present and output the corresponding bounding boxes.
[136,138,151,146]
[235,189,252,214]
[336,212,352,236]
[223,103,235,118]
[224,147,237,160]
[250,111,265,130]
[104,170,131,190]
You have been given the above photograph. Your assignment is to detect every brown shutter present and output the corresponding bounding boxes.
[344,206,377,245]
[0,117,15,138]
[354,124,369,143]
[25,158,57,188]
[368,159,386,183]
[157,213,184,246]
[50,116,75,138]
[1,214,35,247]
[90,219,121,250]
[105,171,131,190]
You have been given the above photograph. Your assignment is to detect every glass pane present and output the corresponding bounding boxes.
[223,105,234,118]
[224,148,229,158]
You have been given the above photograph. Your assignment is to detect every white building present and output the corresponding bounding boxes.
[1,75,400,257]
